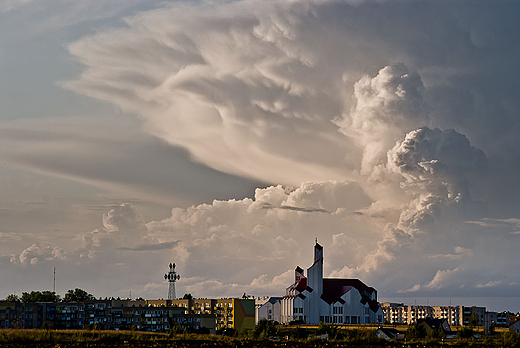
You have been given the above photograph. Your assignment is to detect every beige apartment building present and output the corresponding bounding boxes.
[432,306,462,326]
[381,303,461,326]
[147,298,254,331]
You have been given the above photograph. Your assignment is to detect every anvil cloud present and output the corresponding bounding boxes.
[1,0,519,310]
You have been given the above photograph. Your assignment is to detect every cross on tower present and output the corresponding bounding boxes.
[164,263,180,300]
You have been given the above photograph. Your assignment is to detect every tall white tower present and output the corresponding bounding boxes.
[164,263,180,300]
[307,240,323,323]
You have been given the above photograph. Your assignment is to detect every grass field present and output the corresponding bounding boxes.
[0,326,517,347]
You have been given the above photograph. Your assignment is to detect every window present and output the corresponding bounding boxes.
[351,316,357,324]
[338,307,343,314]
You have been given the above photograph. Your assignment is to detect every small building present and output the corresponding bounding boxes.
[376,327,404,341]
[509,319,520,333]
[417,318,451,336]
[255,296,282,324]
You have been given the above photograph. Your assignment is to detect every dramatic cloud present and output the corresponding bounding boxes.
[2,0,520,310]
[337,63,428,174]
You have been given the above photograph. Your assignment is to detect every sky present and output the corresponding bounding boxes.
[1,0,519,312]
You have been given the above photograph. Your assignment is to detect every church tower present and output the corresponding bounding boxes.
[306,240,323,323]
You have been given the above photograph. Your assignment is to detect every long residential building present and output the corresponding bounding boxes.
[0,297,254,332]
[381,303,509,327]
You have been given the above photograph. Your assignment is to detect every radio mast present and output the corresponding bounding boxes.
[164,263,180,300]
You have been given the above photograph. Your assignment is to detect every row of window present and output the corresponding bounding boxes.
[293,307,304,313]
[320,315,361,324]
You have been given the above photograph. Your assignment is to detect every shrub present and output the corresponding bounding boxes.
[290,326,308,340]
[457,326,474,339]
[406,322,427,339]
[253,319,278,339]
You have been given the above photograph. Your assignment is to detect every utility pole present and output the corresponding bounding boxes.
[53,267,56,293]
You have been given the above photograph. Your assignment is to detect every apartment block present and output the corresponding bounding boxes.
[432,306,462,326]
[148,298,254,332]
[381,303,461,326]
[462,306,486,326]
[0,297,254,333]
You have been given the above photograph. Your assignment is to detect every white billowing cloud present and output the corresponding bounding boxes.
[146,180,376,294]
[14,243,67,266]
[80,203,152,259]
[401,267,462,293]
[65,0,520,189]
[387,127,487,230]
[337,63,428,174]
[102,203,147,236]
[0,181,378,298]
[424,268,462,291]
[64,0,388,186]
[330,127,488,285]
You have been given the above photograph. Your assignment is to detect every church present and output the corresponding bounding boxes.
[279,242,383,324]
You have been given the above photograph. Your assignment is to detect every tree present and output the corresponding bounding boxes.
[63,288,95,302]
[317,321,332,336]
[21,291,60,302]
[4,294,20,302]
[253,319,278,339]
[457,326,474,339]
[468,312,480,328]
[406,322,427,339]
[182,293,193,300]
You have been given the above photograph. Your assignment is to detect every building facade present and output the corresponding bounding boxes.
[280,242,383,325]
[382,303,508,328]
[148,297,255,332]
[255,296,282,324]
[0,297,254,332]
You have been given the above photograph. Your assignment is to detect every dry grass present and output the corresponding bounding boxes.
[0,329,167,343]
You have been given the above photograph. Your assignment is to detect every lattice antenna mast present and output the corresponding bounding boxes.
[164,263,180,300]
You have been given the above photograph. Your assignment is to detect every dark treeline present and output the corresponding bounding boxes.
[3,288,95,303]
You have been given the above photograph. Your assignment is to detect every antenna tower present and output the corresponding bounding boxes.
[53,267,56,293]
[164,263,180,300]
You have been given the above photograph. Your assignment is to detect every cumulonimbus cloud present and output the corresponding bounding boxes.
[3,0,517,301]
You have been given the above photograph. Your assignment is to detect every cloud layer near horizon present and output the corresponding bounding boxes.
[2,0,520,306]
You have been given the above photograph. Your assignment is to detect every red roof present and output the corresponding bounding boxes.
[295,277,308,293]
[320,278,379,313]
